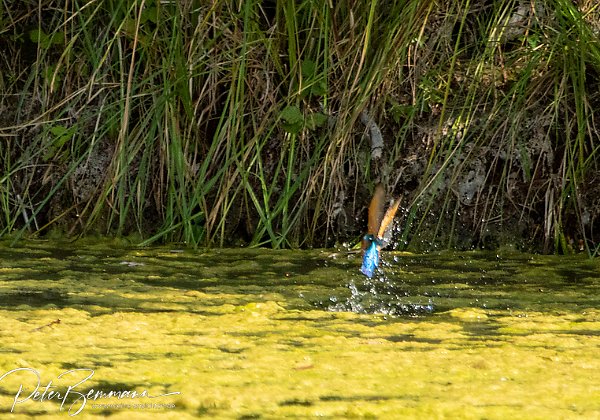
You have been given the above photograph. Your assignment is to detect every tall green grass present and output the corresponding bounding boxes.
[0,0,599,253]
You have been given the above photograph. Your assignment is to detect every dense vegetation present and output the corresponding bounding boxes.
[1,0,599,253]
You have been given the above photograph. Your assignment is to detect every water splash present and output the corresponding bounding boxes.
[327,269,434,317]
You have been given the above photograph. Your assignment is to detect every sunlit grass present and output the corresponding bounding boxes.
[0,0,599,252]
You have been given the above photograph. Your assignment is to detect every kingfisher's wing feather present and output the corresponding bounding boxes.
[363,184,385,251]
[377,197,401,240]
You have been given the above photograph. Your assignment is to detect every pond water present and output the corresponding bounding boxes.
[0,240,598,418]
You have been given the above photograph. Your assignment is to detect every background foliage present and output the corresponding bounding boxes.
[1,0,600,253]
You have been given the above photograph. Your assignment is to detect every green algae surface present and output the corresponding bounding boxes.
[0,241,598,419]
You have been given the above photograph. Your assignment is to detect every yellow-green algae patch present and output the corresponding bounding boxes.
[0,241,598,418]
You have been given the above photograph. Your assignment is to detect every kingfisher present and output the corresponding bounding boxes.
[360,184,401,278]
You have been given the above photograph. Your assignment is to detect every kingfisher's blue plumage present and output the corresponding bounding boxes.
[360,234,381,278]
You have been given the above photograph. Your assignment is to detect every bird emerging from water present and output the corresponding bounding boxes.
[360,184,401,278]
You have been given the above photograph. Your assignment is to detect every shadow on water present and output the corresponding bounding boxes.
[318,250,600,317]
[0,242,598,318]
[0,290,69,308]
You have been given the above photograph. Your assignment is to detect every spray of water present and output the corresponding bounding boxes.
[328,261,434,316]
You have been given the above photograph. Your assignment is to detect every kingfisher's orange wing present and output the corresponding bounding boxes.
[363,184,385,251]
[377,197,401,239]
[368,184,385,235]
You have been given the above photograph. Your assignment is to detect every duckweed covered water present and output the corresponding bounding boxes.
[0,240,598,419]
